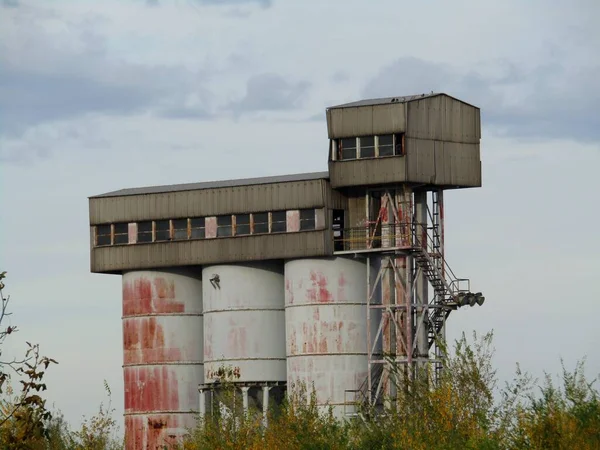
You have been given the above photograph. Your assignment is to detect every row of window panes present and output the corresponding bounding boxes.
[336,134,404,160]
[95,209,317,246]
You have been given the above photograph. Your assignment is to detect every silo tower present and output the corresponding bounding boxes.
[325,93,484,407]
[88,92,484,446]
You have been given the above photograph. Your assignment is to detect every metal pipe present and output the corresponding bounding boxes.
[262,385,270,427]
[242,386,249,415]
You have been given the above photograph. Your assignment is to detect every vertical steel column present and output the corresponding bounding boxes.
[414,192,429,369]
[262,386,270,427]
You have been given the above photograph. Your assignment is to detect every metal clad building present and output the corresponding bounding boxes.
[89,93,483,446]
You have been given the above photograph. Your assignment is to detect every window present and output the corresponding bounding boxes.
[217,215,232,237]
[271,211,287,233]
[96,225,111,246]
[114,223,129,245]
[359,136,375,158]
[394,133,404,156]
[253,212,269,234]
[138,221,153,243]
[173,219,189,240]
[190,218,205,239]
[235,214,250,236]
[378,134,394,157]
[340,138,357,160]
[299,209,316,231]
[155,220,170,242]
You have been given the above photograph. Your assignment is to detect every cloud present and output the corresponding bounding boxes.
[1,0,18,7]
[362,57,600,142]
[0,8,215,137]
[227,73,311,115]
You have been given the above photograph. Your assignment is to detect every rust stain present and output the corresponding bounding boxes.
[123,277,184,316]
[307,271,332,303]
[124,366,180,413]
[125,414,187,450]
[226,319,248,357]
[123,318,182,365]
[285,278,294,304]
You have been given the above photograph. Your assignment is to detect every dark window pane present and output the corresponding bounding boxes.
[300,209,316,231]
[236,224,250,235]
[394,133,404,155]
[217,215,232,237]
[138,222,152,233]
[271,211,286,223]
[253,222,269,234]
[155,220,170,241]
[173,219,188,240]
[235,214,250,235]
[379,134,393,146]
[341,137,356,160]
[190,218,204,239]
[114,223,128,234]
[138,221,153,243]
[379,144,394,157]
[96,225,111,246]
[114,223,129,245]
[271,211,287,233]
[253,212,268,234]
[114,223,128,245]
[191,228,205,239]
[217,215,232,226]
[190,218,205,228]
[271,221,286,233]
[360,136,375,158]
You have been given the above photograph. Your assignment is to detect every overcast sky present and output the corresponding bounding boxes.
[1,0,599,432]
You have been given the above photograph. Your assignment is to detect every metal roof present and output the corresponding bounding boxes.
[90,171,330,198]
[328,92,478,110]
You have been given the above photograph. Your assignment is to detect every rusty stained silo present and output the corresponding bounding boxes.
[122,270,203,450]
[285,257,379,418]
[201,262,286,417]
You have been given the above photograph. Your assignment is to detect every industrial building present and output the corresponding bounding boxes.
[88,92,483,449]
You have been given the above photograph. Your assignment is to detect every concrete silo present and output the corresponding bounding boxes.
[122,270,203,450]
[201,262,286,416]
[285,257,378,418]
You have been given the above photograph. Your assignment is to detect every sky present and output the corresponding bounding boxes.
[1,0,599,432]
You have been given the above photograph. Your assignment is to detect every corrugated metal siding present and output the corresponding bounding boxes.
[348,195,366,227]
[406,138,481,187]
[327,104,406,139]
[328,158,407,188]
[90,180,327,225]
[406,138,436,183]
[91,231,330,273]
[407,94,480,144]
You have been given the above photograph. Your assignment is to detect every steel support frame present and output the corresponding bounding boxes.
[365,186,447,408]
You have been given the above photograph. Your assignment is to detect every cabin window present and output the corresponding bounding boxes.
[394,133,405,156]
[155,220,171,241]
[138,221,153,243]
[253,212,269,234]
[359,136,375,158]
[113,223,129,245]
[340,137,357,160]
[190,218,205,239]
[378,135,394,156]
[299,209,316,231]
[217,215,232,237]
[96,225,111,246]
[173,219,189,240]
[235,214,250,236]
[271,211,287,233]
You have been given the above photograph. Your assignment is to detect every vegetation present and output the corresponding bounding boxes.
[0,270,598,449]
[183,332,600,450]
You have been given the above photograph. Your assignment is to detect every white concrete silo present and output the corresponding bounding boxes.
[202,262,286,415]
[122,269,203,450]
[285,257,377,419]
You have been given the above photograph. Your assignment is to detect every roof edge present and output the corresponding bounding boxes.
[89,171,331,199]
